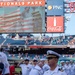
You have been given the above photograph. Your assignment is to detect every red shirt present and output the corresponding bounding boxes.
[9,66,15,75]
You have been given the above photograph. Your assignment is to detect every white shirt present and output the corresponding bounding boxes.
[0,52,10,74]
[70,64,75,75]
[20,64,32,75]
[64,64,71,75]
[43,64,50,72]
[43,66,67,75]
[29,65,44,75]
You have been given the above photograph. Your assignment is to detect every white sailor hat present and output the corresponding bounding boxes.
[61,61,65,63]
[40,58,46,61]
[70,60,73,62]
[66,61,69,63]
[33,58,38,62]
[47,50,61,58]
[24,57,30,61]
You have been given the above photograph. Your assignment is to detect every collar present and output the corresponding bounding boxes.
[50,66,59,73]
[35,65,42,70]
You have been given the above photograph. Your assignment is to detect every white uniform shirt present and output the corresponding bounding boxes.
[0,52,10,74]
[43,66,67,75]
[64,64,71,75]
[60,64,66,72]
[20,64,32,75]
[70,64,75,75]
[29,65,44,75]
[43,64,50,72]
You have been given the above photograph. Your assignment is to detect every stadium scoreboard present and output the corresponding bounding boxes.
[0,0,65,33]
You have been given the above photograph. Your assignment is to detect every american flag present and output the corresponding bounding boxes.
[0,7,43,33]
[0,8,34,32]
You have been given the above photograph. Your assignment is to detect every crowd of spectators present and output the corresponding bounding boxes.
[0,34,75,46]
[2,51,75,62]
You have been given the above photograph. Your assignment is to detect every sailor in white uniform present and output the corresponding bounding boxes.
[32,58,38,68]
[43,50,67,75]
[69,60,75,75]
[41,58,50,72]
[20,57,32,75]
[43,63,50,72]
[60,61,66,71]
[29,59,44,75]
[64,61,71,75]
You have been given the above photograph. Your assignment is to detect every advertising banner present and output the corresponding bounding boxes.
[47,16,64,33]
[47,0,63,16]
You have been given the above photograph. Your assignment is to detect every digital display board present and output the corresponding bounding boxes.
[0,0,45,33]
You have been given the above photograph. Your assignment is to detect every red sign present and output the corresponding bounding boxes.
[47,16,64,33]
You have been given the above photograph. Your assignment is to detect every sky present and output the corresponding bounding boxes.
[1,0,75,37]
[65,13,75,35]
[63,0,75,35]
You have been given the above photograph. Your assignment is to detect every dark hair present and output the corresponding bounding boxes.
[33,60,38,62]
[25,59,29,61]
[14,62,18,66]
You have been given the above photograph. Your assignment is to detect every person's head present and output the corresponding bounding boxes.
[40,58,45,65]
[38,61,44,68]
[25,7,30,12]
[61,61,65,66]
[14,62,18,68]
[66,61,69,65]
[47,50,60,67]
[70,60,74,65]
[24,57,30,65]
[33,58,38,66]
[0,62,4,74]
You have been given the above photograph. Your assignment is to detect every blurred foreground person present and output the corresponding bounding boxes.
[0,49,10,75]
[43,50,67,75]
